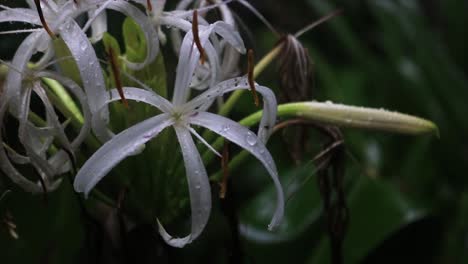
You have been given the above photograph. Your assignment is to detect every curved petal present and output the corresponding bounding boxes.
[91,87,172,141]
[74,113,173,197]
[36,71,92,150]
[4,32,43,113]
[189,112,284,230]
[105,1,159,70]
[157,125,212,248]
[88,9,107,43]
[185,77,277,143]
[171,20,246,105]
[0,7,41,25]
[58,20,108,141]
[0,95,60,193]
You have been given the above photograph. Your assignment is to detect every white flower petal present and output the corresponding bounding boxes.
[185,77,277,143]
[88,9,107,43]
[106,1,159,70]
[4,32,43,113]
[0,104,44,193]
[74,113,173,197]
[58,20,108,141]
[36,71,92,150]
[0,7,40,25]
[189,112,284,230]
[157,125,212,248]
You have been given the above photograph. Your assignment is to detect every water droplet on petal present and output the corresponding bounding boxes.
[222,124,230,132]
[80,41,87,51]
[245,132,257,146]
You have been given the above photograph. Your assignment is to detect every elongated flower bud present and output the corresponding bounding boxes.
[278,102,439,136]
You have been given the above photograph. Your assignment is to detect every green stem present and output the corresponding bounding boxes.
[43,78,84,125]
[42,78,101,150]
[203,101,438,173]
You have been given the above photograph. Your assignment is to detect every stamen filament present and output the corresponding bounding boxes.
[107,47,129,108]
[147,0,153,12]
[294,9,343,39]
[192,10,206,64]
[247,49,260,107]
[34,0,55,38]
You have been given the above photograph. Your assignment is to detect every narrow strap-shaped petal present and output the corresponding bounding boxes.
[184,77,277,143]
[74,113,173,197]
[189,112,284,230]
[157,125,212,248]
[58,20,109,141]
[105,1,159,70]
[32,83,74,155]
[3,143,30,165]
[192,41,220,90]
[91,87,172,141]
[211,22,245,54]
[171,30,202,105]
[0,92,61,193]
[0,7,41,25]
[4,32,42,113]
[88,9,107,43]
[0,102,44,193]
[36,71,92,150]
[18,88,57,178]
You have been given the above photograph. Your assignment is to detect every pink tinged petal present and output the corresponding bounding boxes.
[189,112,284,230]
[74,113,173,197]
[157,125,212,248]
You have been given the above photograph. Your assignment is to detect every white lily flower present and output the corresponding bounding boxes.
[168,0,244,90]
[74,28,284,247]
[0,31,91,193]
[0,0,159,142]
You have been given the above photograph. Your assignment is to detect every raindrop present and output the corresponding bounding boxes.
[221,124,230,133]
[195,185,201,189]
[245,132,257,146]
[80,41,87,51]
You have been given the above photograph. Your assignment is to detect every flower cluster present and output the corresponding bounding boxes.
[0,0,437,249]
[0,0,284,247]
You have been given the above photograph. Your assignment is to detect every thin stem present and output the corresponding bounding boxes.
[43,78,84,125]
[217,44,282,117]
